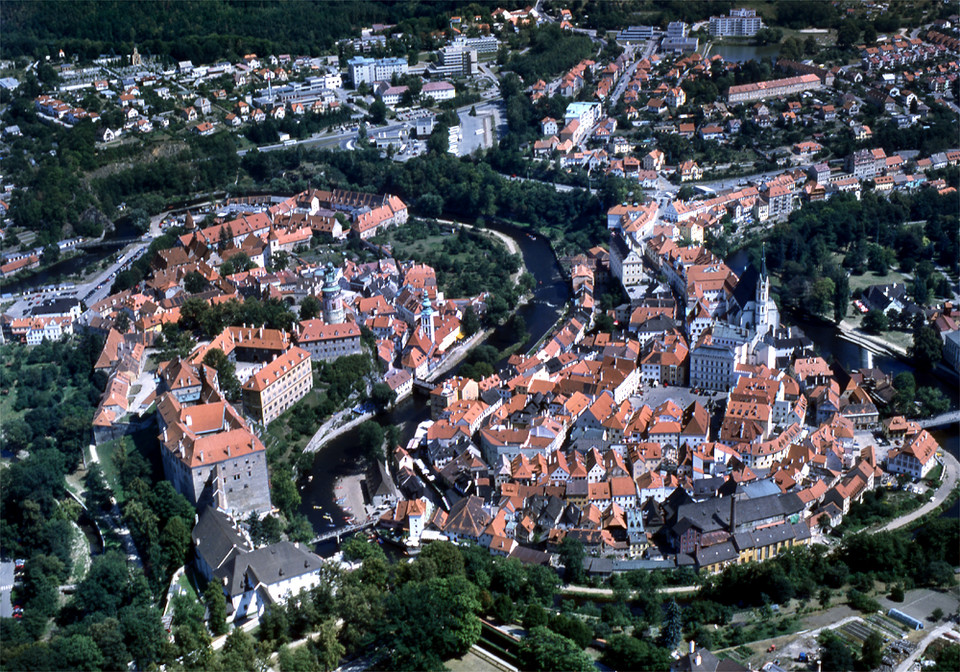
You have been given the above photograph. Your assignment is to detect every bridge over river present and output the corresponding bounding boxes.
[919,410,960,430]
[308,521,376,546]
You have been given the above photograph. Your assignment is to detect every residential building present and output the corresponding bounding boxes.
[709,8,764,37]
[726,74,821,104]
[348,56,408,86]
[241,346,314,425]
[887,429,939,479]
[192,507,327,622]
[295,319,362,363]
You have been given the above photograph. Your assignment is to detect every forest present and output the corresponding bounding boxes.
[0,0,501,62]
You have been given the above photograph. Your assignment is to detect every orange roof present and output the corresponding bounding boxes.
[242,346,311,392]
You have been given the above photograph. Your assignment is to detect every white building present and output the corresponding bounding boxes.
[609,232,645,289]
[192,508,328,623]
[348,56,408,86]
[709,8,764,37]
[422,80,456,102]
[886,430,939,479]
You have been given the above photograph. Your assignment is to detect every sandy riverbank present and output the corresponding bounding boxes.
[333,472,371,524]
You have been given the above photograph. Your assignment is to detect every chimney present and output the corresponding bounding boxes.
[695,653,702,667]
[689,640,696,655]
[729,493,737,533]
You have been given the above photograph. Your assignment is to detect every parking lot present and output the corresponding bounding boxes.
[0,561,16,619]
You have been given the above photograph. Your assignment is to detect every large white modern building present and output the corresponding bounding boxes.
[709,8,765,37]
[348,56,408,86]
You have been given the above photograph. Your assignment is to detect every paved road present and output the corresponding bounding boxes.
[0,562,14,619]
[895,622,958,672]
[879,450,959,533]
[237,129,358,156]
[560,583,700,597]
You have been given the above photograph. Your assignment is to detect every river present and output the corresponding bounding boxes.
[0,217,145,295]
[706,43,781,63]
[297,221,569,552]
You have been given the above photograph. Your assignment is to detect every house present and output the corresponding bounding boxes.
[192,507,326,623]
[886,429,939,479]
[643,149,665,172]
[678,160,702,182]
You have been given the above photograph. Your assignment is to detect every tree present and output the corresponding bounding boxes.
[519,627,594,672]
[860,631,883,670]
[659,600,682,650]
[279,644,319,672]
[220,629,257,671]
[203,347,242,401]
[355,420,385,461]
[316,618,345,671]
[54,634,104,672]
[369,382,396,409]
[43,243,60,263]
[819,631,855,672]
[159,516,190,574]
[557,537,585,584]
[602,635,671,672]
[916,387,949,418]
[493,593,515,624]
[83,463,113,512]
[460,306,480,336]
[184,271,207,294]
[931,607,945,622]
[862,310,888,334]
[809,277,836,317]
[523,603,549,629]
[88,618,130,671]
[379,576,481,670]
[197,583,227,639]
[368,100,387,124]
[818,588,831,608]
[300,295,322,320]
[595,313,615,333]
[911,325,942,371]
[427,124,449,154]
[833,272,850,323]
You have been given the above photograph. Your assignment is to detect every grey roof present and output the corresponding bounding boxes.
[733,521,807,551]
[738,478,782,499]
[696,540,738,566]
[508,545,552,566]
[193,507,252,573]
[222,541,325,597]
[669,492,805,536]
[636,314,678,333]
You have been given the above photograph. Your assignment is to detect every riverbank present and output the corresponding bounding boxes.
[439,218,525,286]
[333,472,369,525]
[303,410,375,455]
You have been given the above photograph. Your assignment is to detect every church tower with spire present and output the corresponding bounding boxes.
[755,242,779,336]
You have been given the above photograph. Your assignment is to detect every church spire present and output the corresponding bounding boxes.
[760,241,768,278]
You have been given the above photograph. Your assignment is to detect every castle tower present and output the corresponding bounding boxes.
[421,292,435,343]
[321,263,344,325]
[131,46,142,67]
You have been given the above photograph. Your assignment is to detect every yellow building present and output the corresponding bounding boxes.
[241,346,313,425]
